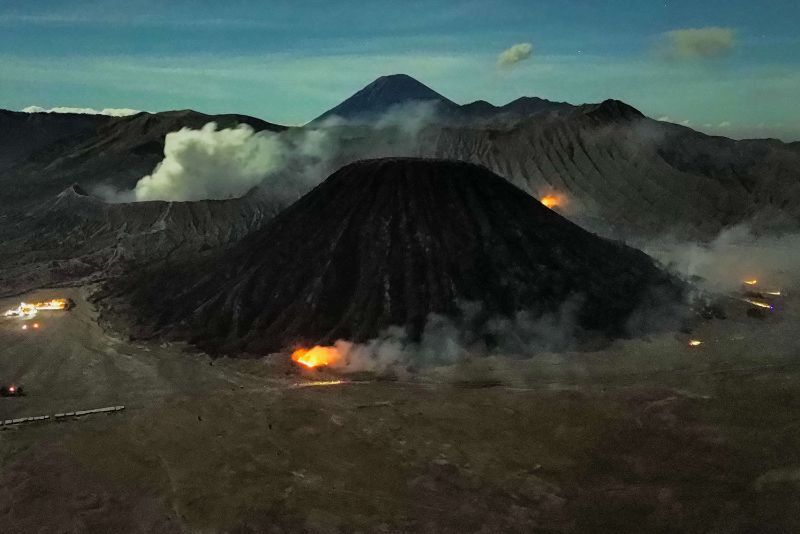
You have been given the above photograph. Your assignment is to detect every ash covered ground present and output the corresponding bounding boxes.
[2,277,800,533]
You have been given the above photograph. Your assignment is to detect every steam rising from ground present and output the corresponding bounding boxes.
[302,293,683,376]
[132,123,330,202]
[294,223,800,376]
[111,100,439,203]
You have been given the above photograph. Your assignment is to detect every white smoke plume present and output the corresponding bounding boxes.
[131,122,331,202]
[497,42,533,67]
[107,101,440,203]
[22,105,140,116]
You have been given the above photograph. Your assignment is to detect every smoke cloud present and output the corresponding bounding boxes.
[22,105,140,116]
[497,43,533,67]
[660,27,735,59]
[105,100,440,203]
[311,297,616,376]
[131,122,332,202]
[645,224,800,293]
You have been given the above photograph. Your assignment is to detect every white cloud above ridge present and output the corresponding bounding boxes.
[22,105,141,116]
[660,27,735,59]
[497,42,533,66]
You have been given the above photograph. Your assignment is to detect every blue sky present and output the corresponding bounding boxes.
[1,0,798,139]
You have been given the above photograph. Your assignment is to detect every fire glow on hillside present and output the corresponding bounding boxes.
[3,298,69,320]
[540,195,562,209]
[291,346,343,368]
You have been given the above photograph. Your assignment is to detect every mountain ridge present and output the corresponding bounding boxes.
[99,157,683,355]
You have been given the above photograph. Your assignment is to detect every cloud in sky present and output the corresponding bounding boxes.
[661,27,735,59]
[22,105,140,116]
[497,42,533,67]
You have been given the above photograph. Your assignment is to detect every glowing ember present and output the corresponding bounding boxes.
[8,386,16,393]
[743,298,773,310]
[540,195,561,209]
[5,303,36,320]
[688,340,703,347]
[34,299,68,310]
[764,291,782,296]
[21,324,28,331]
[291,380,349,388]
[32,323,40,329]
[4,298,68,320]
[291,346,343,368]
[743,279,758,286]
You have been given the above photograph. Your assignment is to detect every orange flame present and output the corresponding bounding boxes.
[32,298,68,310]
[291,346,343,368]
[540,195,561,209]
[4,298,68,320]
[743,279,758,286]
[743,298,773,310]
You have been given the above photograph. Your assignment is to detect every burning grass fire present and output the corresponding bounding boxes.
[539,194,563,209]
[291,346,343,369]
[3,298,71,320]
[742,298,774,310]
[290,380,350,388]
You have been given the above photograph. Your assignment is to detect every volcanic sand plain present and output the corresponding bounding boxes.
[2,284,800,533]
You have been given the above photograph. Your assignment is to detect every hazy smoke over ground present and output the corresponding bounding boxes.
[497,42,533,67]
[310,294,675,376]
[22,105,140,116]
[111,101,439,203]
[645,224,800,293]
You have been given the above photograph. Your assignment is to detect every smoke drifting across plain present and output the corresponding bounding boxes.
[301,292,684,376]
[645,224,800,293]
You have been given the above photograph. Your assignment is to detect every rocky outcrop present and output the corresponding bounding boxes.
[0,185,283,296]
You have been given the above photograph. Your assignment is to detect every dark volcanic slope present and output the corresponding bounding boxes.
[401,102,800,239]
[109,158,681,354]
[312,79,800,239]
[313,73,572,126]
[0,185,282,296]
[0,109,110,171]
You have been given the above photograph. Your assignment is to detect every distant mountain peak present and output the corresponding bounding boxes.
[580,99,644,121]
[312,73,458,123]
